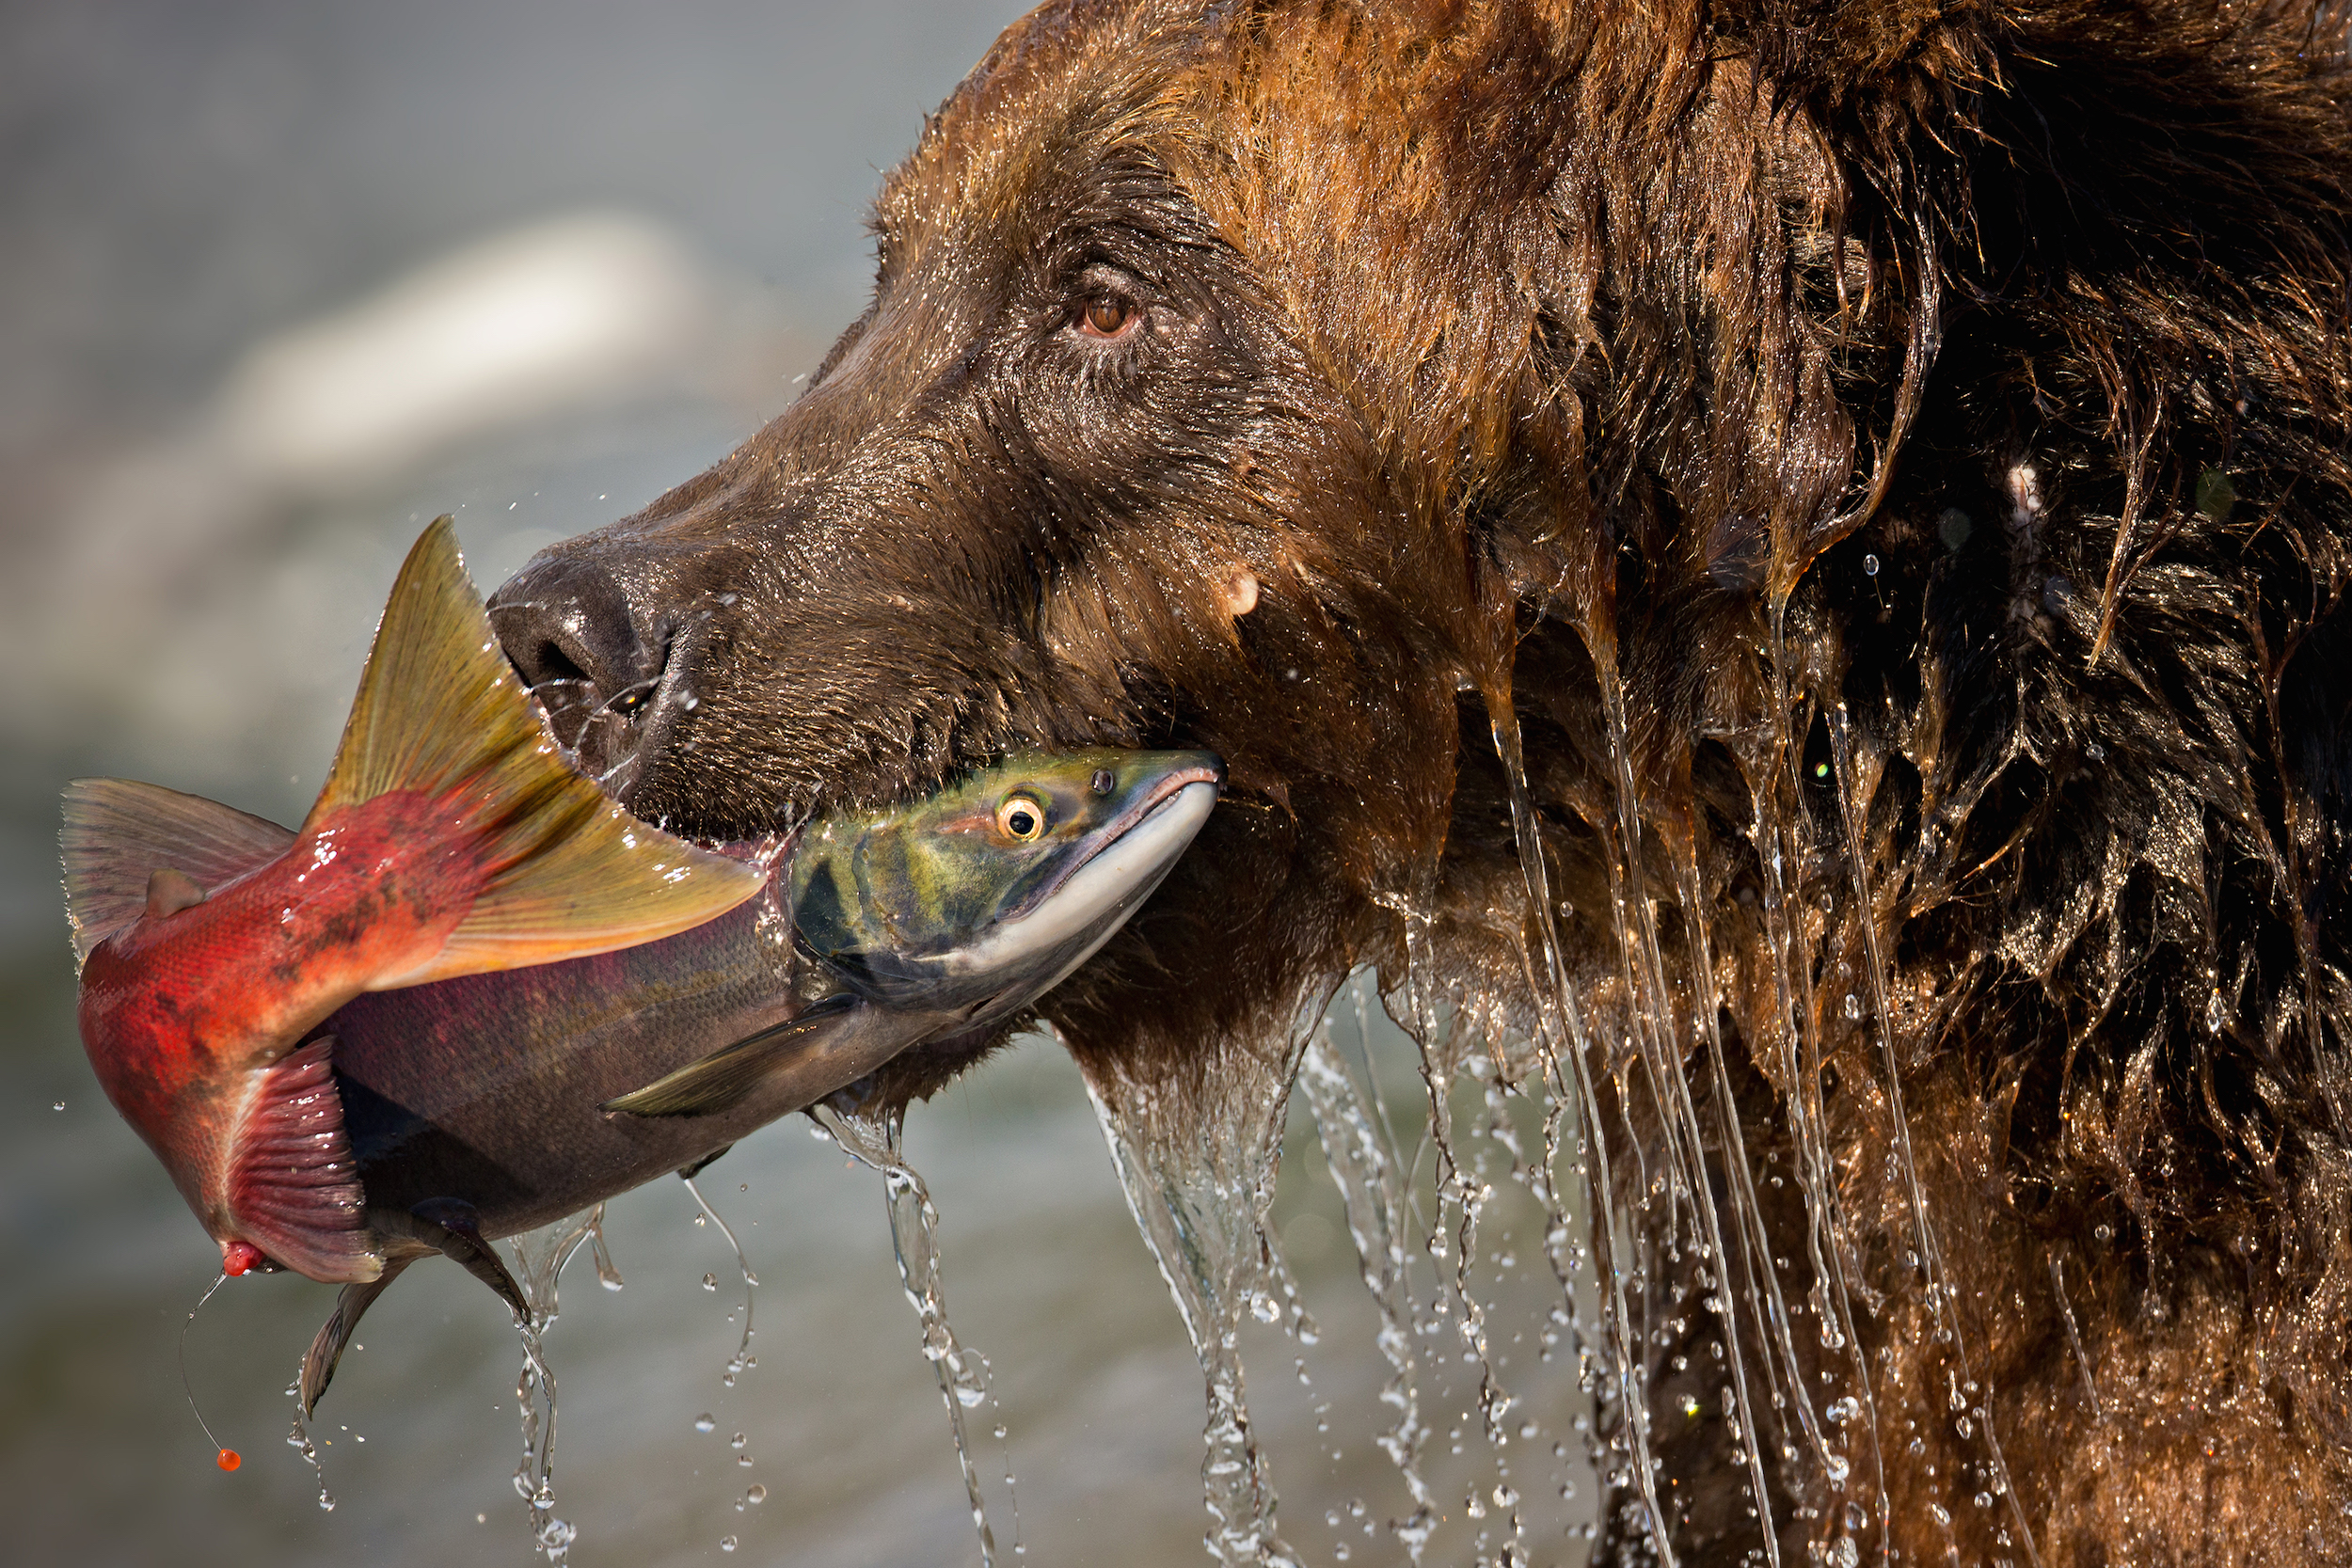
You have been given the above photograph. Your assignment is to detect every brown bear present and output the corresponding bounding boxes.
[486,1,2352,1561]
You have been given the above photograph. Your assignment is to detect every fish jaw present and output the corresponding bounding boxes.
[930,770,1220,1012]
[73,792,494,1279]
[800,751,1223,1015]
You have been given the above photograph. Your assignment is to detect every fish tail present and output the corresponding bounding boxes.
[309,517,764,986]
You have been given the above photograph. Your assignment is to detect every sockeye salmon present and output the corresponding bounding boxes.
[63,518,768,1286]
[295,746,1219,1410]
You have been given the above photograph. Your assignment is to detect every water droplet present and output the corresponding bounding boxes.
[720,1536,738,1553]
[1976,1491,1994,1510]
[1842,991,1861,1020]
[730,1432,747,1449]
[1862,553,1879,577]
[745,1484,768,1505]
[51,1101,64,1112]
[2206,989,2227,1035]
[1832,1535,1860,1568]
[694,1414,716,1433]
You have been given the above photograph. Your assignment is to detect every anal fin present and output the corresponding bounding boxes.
[301,1259,413,1416]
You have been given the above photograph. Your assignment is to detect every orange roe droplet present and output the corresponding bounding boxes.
[216,1449,241,1471]
[221,1241,264,1276]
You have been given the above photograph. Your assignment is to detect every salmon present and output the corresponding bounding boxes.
[294,748,1221,1410]
[62,518,766,1286]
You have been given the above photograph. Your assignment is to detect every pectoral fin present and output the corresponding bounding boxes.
[603,998,946,1119]
[301,1258,414,1416]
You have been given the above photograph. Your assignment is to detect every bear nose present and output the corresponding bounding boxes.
[486,554,665,750]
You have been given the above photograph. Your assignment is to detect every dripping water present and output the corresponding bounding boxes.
[1591,662,1788,1565]
[682,1175,759,1388]
[1485,692,1679,1566]
[1070,998,1321,1568]
[1824,702,2040,1566]
[813,1099,1024,1565]
[503,1202,612,1564]
[1742,632,1883,1504]
[1298,1022,1437,1558]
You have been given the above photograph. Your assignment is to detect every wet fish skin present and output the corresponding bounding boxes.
[299,749,1222,1412]
[325,834,816,1239]
[330,749,1225,1227]
[63,519,766,1285]
[792,748,1227,1018]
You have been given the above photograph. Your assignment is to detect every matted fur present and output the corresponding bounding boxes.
[488,2,2352,1560]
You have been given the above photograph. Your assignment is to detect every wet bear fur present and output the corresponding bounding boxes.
[488,1,2352,1561]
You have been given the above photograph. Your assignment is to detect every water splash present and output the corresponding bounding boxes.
[814,1098,1023,1566]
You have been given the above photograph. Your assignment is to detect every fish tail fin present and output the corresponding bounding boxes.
[310,516,764,986]
[60,779,296,966]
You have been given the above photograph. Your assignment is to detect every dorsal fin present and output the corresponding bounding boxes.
[60,778,296,964]
[310,517,763,986]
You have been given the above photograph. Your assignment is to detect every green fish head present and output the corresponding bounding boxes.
[789,749,1222,1018]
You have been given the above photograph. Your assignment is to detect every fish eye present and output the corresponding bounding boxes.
[995,795,1047,842]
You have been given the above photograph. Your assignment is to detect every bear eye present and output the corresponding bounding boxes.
[1078,294,1139,340]
[996,795,1048,841]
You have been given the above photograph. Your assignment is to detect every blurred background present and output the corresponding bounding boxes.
[0,5,1597,1562]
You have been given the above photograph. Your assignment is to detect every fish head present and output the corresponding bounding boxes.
[790,749,1221,1020]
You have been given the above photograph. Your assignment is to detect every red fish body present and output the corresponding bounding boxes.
[64,519,763,1284]
[78,793,514,1280]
